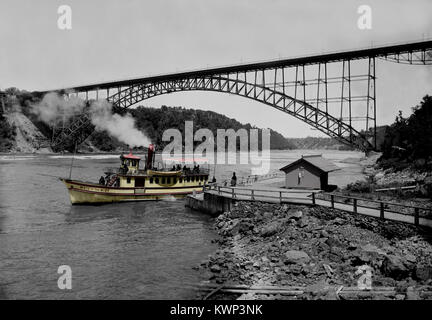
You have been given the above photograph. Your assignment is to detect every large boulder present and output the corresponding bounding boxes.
[210,264,221,273]
[381,255,409,280]
[260,221,281,237]
[222,218,253,236]
[262,212,273,220]
[284,250,311,265]
[325,236,343,248]
[414,266,432,282]
[287,210,303,220]
[350,245,387,267]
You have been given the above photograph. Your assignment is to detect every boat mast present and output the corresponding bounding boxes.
[68,141,77,179]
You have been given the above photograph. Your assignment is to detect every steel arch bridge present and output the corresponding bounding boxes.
[45,40,432,152]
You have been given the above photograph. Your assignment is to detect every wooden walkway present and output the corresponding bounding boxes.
[202,184,432,228]
[204,184,313,205]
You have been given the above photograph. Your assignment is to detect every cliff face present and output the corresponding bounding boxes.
[2,110,52,153]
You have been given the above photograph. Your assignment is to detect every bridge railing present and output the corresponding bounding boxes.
[315,192,432,226]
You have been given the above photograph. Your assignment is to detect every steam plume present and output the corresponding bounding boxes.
[32,92,85,125]
[32,93,151,148]
[89,100,151,147]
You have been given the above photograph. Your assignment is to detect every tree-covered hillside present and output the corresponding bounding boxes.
[0,88,295,152]
[130,105,295,150]
[379,95,432,170]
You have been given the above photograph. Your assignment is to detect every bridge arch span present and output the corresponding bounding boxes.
[107,75,372,150]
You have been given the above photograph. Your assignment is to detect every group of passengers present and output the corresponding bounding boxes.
[99,174,119,187]
[169,164,201,173]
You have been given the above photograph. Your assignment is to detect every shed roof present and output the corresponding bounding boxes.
[279,155,340,173]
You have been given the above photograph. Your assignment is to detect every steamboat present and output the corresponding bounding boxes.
[61,144,209,204]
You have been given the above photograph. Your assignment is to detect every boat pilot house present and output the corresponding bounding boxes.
[279,155,339,191]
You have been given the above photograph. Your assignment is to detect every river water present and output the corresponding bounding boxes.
[0,149,364,299]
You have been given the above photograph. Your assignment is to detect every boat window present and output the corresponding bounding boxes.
[162,177,166,184]
[127,177,131,184]
[173,177,177,184]
[150,177,153,184]
[132,160,136,166]
[179,178,183,183]
[186,176,190,182]
[155,177,159,184]
[167,177,171,184]
[191,176,195,182]
[135,177,145,188]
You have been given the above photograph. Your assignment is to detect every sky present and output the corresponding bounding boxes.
[0,0,431,137]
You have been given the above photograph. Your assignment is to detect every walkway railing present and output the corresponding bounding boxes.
[202,184,432,227]
[203,184,312,204]
[219,171,284,187]
[314,192,432,227]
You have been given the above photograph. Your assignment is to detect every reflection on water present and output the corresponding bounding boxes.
[0,150,364,299]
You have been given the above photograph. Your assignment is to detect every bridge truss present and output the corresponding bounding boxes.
[46,40,432,152]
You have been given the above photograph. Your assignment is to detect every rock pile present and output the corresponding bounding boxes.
[197,201,432,300]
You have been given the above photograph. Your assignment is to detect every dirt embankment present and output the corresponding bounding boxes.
[1,110,107,154]
[197,201,432,300]
[3,111,52,153]
[340,151,432,205]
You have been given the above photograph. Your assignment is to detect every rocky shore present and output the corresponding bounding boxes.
[197,201,432,300]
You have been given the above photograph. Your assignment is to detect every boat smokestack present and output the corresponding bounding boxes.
[146,144,154,169]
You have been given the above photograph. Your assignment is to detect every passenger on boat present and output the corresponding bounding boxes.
[99,176,105,185]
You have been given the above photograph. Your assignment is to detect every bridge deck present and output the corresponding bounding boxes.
[41,40,432,93]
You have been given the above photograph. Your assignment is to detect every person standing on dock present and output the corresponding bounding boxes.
[230,172,237,187]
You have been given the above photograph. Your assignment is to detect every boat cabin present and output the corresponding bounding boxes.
[109,149,209,189]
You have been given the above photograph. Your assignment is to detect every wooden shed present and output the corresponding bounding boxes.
[279,155,339,190]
